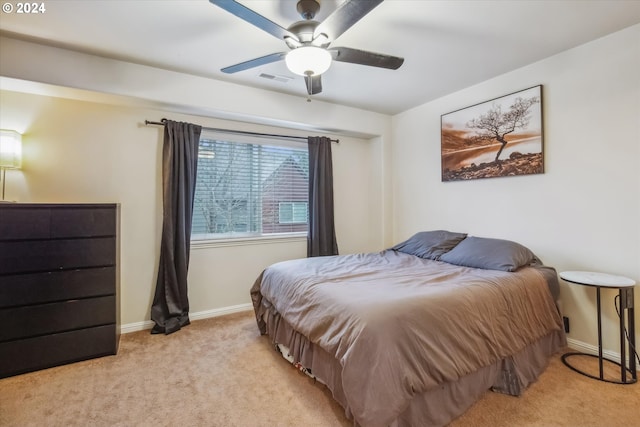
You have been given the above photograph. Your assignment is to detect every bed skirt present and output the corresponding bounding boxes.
[259,302,566,427]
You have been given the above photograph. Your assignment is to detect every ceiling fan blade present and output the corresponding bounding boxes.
[209,0,298,41]
[221,52,287,74]
[314,0,384,41]
[304,74,322,95]
[329,47,404,70]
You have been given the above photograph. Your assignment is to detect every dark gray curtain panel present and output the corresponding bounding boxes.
[151,120,202,334]
[307,136,339,257]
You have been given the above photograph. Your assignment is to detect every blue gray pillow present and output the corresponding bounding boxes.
[392,230,467,260]
[438,236,536,272]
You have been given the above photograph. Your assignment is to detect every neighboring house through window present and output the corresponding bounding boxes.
[192,130,309,241]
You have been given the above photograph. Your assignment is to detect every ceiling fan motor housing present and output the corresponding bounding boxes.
[287,20,320,46]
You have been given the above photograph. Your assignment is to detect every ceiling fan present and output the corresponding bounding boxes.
[209,0,404,96]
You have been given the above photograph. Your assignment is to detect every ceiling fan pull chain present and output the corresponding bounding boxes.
[305,70,313,101]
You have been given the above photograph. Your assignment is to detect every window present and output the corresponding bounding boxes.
[192,131,309,240]
[278,201,309,224]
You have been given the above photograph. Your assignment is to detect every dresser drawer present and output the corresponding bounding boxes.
[0,205,117,240]
[0,207,51,240]
[0,267,115,308]
[0,295,115,342]
[0,237,115,274]
[51,206,117,238]
[0,324,117,378]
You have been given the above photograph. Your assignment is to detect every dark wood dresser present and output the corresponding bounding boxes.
[0,203,120,378]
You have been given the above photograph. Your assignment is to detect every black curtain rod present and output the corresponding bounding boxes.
[145,119,339,143]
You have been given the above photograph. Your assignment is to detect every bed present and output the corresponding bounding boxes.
[250,231,566,427]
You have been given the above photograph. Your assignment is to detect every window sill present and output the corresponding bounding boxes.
[191,233,307,249]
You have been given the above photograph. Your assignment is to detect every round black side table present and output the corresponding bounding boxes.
[560,270,636,385]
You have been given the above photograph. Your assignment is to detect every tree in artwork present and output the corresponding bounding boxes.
[466,96,540,162]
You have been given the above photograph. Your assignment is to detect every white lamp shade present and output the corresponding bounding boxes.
[0,129,22,169]
[285,46,332,76]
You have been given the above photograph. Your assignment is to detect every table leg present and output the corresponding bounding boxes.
[628,289,636,381]
[597,287,603,380]
[619,288,626,382]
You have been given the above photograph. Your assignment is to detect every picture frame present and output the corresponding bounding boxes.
[441,85,543,181]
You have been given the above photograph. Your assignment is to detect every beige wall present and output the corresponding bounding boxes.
[391,24,640,357]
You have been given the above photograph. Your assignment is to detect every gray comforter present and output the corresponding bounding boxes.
[251,250,564,427]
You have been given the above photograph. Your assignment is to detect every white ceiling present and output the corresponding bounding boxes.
[1,0,639,115]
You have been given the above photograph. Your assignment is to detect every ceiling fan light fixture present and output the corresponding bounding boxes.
[285,46,332,76]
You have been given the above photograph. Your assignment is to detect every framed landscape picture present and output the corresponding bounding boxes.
[441,85,543,181]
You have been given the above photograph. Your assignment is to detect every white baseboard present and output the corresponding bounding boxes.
[120,319,154,334]
[566,337,634,365]
[119,303,253,334]
[189,303,253,321]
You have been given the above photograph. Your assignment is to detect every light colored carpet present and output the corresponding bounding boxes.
[1,311,638,426]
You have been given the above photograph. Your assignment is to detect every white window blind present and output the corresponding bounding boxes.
[192,132,309,240]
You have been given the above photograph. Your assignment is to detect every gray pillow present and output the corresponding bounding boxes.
[438,236,536,272]
[392,230,467,260]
